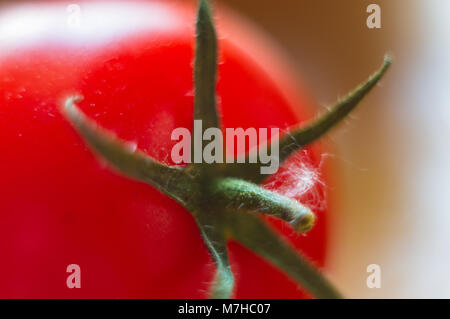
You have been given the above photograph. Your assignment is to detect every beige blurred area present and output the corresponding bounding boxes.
[221,0,450,298]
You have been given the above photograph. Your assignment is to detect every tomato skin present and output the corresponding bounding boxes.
[0,1,327,298]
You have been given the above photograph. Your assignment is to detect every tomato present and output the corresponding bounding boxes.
[0,1,327,298]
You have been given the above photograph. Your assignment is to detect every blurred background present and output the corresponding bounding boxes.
[219,0,450,298]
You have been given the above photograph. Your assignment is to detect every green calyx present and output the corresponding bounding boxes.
[62,0,391,299]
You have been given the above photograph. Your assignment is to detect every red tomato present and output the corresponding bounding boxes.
[0,1,327,298]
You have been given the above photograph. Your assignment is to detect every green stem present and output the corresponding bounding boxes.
[278,56,392,160]
[227,212,342,299]
[203,236,234,299]
[196,213,235,299]
[212,178,315,233]
[224,57,392,183]
[63,97,196,208]
[192,0,221,170]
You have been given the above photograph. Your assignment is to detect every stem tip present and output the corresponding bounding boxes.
[291,209,315,233]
